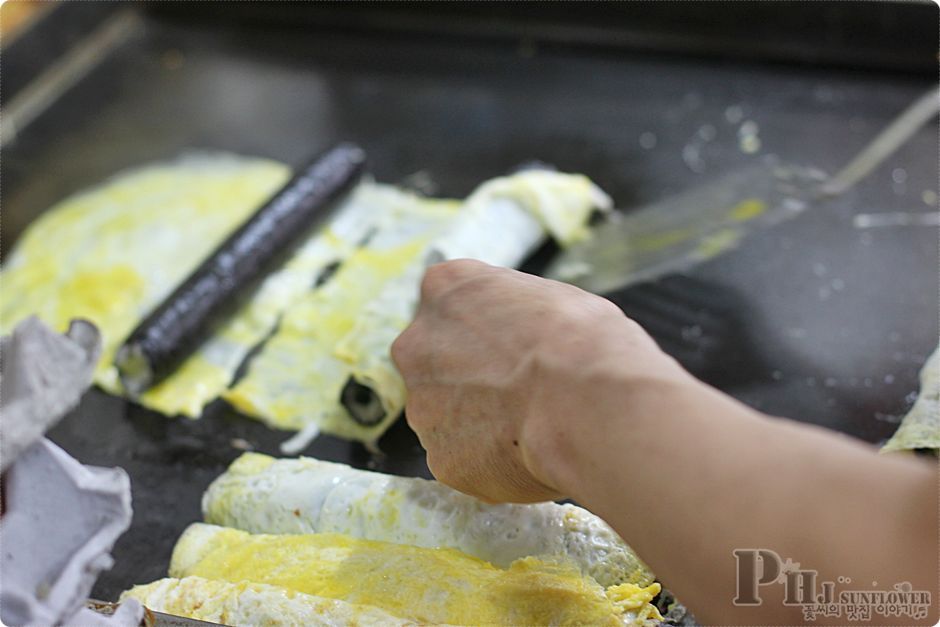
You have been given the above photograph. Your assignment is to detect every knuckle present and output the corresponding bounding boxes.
[421,259,490,300]
[447,258,489,273]
[422,261,457,291]
[559,293,622,327]
[390,327,414,371]
[593,294,625,316]
[419,266,444,303]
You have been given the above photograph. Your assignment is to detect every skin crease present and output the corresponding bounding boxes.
[391,259,939,626]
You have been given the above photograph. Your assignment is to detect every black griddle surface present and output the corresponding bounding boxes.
[3,4,937,602]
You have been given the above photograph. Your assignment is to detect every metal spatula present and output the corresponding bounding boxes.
[544,89,939,296]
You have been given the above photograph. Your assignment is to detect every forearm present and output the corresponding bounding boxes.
[393,262,937,624]
[529,371,938,625]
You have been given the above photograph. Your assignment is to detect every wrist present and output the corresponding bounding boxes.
[518,332,692,498]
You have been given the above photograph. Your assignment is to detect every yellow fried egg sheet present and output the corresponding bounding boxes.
[122,576,422,627]
[0,156,436,418]
[1,154,289,416]
[166,523,661,626]
[2,157,607,445]
[225,171,608,445]
[203,452,655,589]
[223,194,459,444]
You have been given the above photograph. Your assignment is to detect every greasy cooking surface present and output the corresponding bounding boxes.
[3,5,936,601]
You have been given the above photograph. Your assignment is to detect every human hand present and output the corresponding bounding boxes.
[391,259,687,503]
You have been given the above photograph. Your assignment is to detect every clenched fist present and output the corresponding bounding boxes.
[391,259,686,503]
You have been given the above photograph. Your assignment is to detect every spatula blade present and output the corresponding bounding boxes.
[544,158,825,295]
